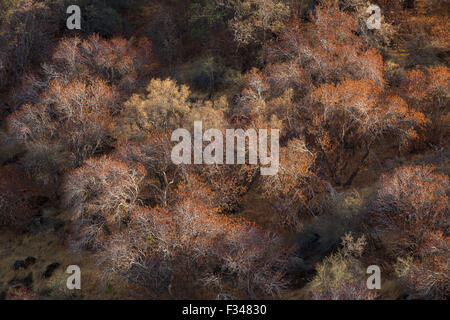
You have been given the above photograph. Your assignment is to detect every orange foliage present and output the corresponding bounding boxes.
[239,5,403,187]
[261,138,334,231]
[309,78,427,185]
[273,5,384,88]
[403,66,449,145]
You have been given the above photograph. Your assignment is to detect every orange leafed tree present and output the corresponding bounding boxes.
[271,4,384,88]
[308,78,427,186]
[239,5,410,187]
[402,65,450,145]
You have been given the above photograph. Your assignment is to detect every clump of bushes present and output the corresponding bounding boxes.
[309,233,378,300]
[371,165,449,299]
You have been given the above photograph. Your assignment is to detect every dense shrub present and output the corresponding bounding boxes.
[48,34,155,92]
[372,165,449,256]
[371,165,449,299]
[309,233,377,300]
[117,78,191,138]
[8,79,118,165]
[402,66,450,145]
[261,138,336,231]
[100,199,290,299]
[63,156,146,249]
[0,0,57,91]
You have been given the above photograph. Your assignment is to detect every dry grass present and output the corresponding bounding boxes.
[0,210,141,300]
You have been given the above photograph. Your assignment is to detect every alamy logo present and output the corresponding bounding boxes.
[171,121,279,175]
[366,265,381,290]
[366,5,381,30]
[66,265,81,290]
[67,5,81,30]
